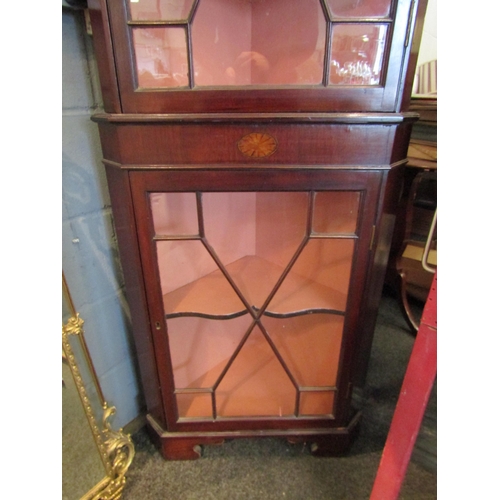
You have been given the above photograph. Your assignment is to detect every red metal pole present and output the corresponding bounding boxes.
[370,272,437,500]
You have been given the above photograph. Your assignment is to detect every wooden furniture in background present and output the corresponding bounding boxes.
[386,94,437,333]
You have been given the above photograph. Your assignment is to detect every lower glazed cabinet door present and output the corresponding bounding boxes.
[130,168,383,436]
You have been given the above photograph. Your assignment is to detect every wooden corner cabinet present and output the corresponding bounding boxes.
[87,0,428,460]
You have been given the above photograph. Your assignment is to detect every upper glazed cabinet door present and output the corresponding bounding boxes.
[102,0,424,113]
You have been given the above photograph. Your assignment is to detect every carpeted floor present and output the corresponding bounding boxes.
[121,289,437,499]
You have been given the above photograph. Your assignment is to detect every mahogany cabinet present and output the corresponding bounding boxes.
[87,0,428,459]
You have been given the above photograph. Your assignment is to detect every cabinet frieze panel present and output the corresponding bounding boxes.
[95,120,419,166]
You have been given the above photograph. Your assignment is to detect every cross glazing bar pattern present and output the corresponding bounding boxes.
[155,190,359,419]
[207,192,314,418]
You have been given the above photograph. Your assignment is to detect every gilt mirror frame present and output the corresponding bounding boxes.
[62,273,135,500]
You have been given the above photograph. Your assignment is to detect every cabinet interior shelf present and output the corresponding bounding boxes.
[162,255,349,319]
[162,256,347,420]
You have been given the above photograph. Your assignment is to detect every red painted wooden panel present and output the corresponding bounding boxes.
[370,272,437,500]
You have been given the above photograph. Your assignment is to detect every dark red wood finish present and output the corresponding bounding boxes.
[87,0,122,113]
[89,0,429,459]
[91,0,428,114]
[104,163,164,424]
[129,167,382,433]
[93,114,418,167]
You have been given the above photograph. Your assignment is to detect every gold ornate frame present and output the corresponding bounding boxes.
[62,274,135,499]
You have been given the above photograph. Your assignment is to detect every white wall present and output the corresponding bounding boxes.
[62,8,142,428]
[417,0,437,67]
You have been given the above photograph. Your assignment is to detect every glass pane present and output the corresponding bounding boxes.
[330,24,387,85]
[167,315,251,389]
[313,191,360,234]
[299,391,335,416]
[203,192,308,310]
[192,0,326,86]
[326,0,392,18]
[150,192,199,236]
[133,27,189,88]
[129,0,194,21]
[156,240,247,316]
[149,190,358,420]
[263,313,344,387]
[216,327,296,417]
[176,393,213,419]
[269,239,355,314]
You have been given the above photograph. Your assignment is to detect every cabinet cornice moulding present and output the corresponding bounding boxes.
[91,112,420,125]
[101,159,408,172]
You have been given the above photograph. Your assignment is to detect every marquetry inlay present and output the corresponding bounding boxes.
[237,133,277,158]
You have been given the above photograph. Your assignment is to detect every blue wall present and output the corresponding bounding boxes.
[62,8,142,428]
